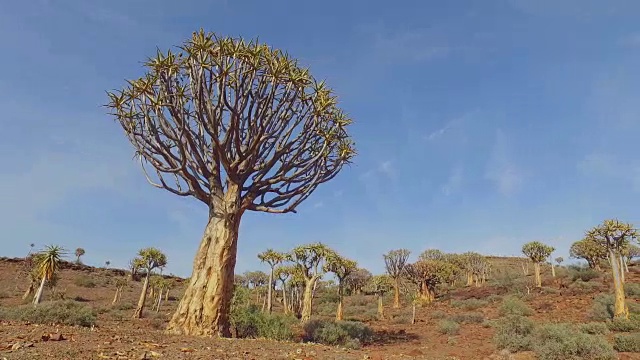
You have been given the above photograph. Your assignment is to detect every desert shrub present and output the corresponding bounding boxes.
[486,294,503,303]
[437,319,460,335]
[74,275,97,288]
[570,279,600,294]
[613,333,640,352]
[430,310,447,319]
[590,295,615,321]
[625,283,640,298]
[0,301,96,327]
[493,315,535,352]
[606,318,640,332]
[231,304,295,340]
[450,312,484,324]
[314,301,336,317]
[318,291,340,304]
[450,298,488,310]
[303,319,373,349]
[578,322,610,335]
[389,315,411,324]
[532,323,616,360]
[499,296,533,316]
[112,302,135,310]
[349,295,370,307]
[570,267,600,282]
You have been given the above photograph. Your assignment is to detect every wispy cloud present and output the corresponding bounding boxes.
[484,129,524,196]
[360,25,452,63]
[441,165,464,196]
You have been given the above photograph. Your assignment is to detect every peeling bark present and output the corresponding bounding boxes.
[533,262,542,287]
[133,274,150,318]
[33,277,46,306]
[610,250,629,319]
[301,277,318,322]
[166,189,242,337]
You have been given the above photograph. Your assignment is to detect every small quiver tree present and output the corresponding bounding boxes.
[106,29,355,337]
[569,238,608,271]
[32,245,66,306]
[257,249,285,314]
[74,248,85,265]
[324,254,357,321]
[344,268,372,295]
[366,275,392,320]
[113,277,128,304]
[383,249,411,308]
[274,265,293,314]
[521,241,555,288]
[132,247,167,318]
[404,260,457,305]
[586,219,638,319]
[287,243,336,322]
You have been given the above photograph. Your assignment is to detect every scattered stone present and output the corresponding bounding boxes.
[49,333,65,341]
[180,347,195,353]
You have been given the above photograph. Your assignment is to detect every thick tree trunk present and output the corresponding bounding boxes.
[551,263,555,277]
[301,277,318,322]
[466,272,473,286]
[377,293,385,320]
[166,193,242,337]
[281,282,288,315]
[165,289,170,301]
[32,276,46,306]
[392,278,401,308]
[267,269,273,314]
[534,262,541,287]
[156,290,163,312]
[609,250,629,319]
[133,273,150,318]
[336,285,344,321]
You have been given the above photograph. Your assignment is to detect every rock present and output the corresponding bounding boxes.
[11,343,21,350]
[49,333,65,341]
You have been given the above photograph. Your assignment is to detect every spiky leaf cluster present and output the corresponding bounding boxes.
[134,247,167,273]
[383,249,411,279]
[569,238,608,268]
[521,241,555,263]
[106,29,355,214]
[586,219,638,253]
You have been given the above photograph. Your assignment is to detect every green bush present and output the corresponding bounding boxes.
[578,322,609,335]
[499,296,533,316]
[570,267,600,282]
[73,275,97,288]
[450,298,488,310]
[438,319,460,335]
[570,279,600,294]
[0,301,96,327]
[430,310,447,319]
[613,333,640,352]
[589,295,615,321]
[493,315,535,352]
[450,312,484,324]
[532,323,616,360]
[303,320,373,349]
[606,318,640,332]
[486,294,503,303]
[625,283,640,298]
[230,304,295,340]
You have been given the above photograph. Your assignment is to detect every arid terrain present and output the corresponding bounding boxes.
[1,256,639,360]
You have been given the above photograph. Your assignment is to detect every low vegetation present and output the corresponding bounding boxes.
[0,301,96,327]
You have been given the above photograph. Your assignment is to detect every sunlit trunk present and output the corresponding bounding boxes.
[32,276,46,306]
[133,273,150,318]
[534,262,541,287]
[266,268,274,314]
[281,282,288,314]
[22,281,35,301]
[377,293,385,320]
[112,288,120,304]
[335,284,344,321]
[411,302,416,324]
[609,250,629,319]
[166,200,241,336]
[551,263,555,277]
[301,277,319,322]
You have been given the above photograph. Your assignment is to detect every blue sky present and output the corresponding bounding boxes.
[2,0,640,277]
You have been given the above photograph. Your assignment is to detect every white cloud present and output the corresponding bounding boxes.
[484,129,524,196]
[441,166,464,196]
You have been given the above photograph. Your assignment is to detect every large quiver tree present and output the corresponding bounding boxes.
[383,249,411,308]
[106,30,355,337]
[521,241,554,288]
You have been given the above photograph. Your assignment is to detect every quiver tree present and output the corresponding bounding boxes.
[366,275,392,320]
[324,254,357,320]
[132,247,167,318]
[586,219,638,319]
[244,271,269,303]
[32,245,66,306]
[287,243,336,321]
[274,265,292,314]
[569,238,607,270]
[419,249,445,262]
[521,241,555,287]
[460,252,484,286]
[113,277,128,304]
[621,244,640,273]
[107,29,355,337]
[383,249,411,308]
[288,268,306,317]
[129,258,142,281]
[344,268,372,295]
[404,260,457,304]
[257,249,285,314]
[74,248,85,264]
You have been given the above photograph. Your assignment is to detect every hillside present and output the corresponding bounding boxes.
[0,256,639,360]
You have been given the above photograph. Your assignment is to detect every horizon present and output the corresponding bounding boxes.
[2,1,640,278]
